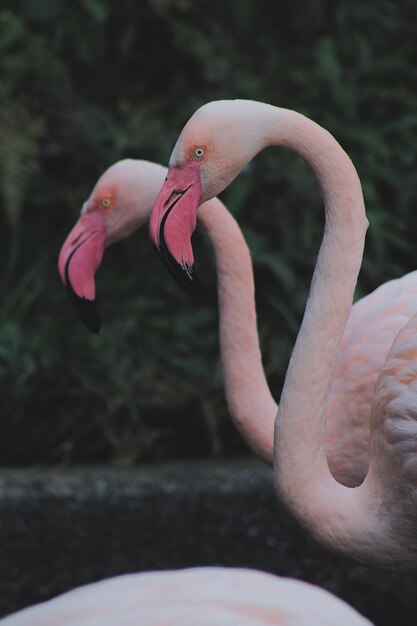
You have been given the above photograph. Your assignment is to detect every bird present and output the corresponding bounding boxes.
[58,157,277,456]
[149,99,417,569]
[0,566,372,625]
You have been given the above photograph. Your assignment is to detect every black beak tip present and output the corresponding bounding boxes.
[173,264,204,299]
[183,266,203,299]
[156,244,203,298]
[65,283,101,334]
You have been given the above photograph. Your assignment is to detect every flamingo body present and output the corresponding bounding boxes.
[328,270,417,485]
[0,567,372,625]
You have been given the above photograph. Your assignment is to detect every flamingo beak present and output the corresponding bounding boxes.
[149,162,202,297]
[58,210,106,333]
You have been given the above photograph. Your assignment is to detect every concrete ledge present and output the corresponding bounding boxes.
[0,458,416,624]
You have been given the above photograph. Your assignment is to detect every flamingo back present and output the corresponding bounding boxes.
[326,270,417,486]
[0,567,372,626]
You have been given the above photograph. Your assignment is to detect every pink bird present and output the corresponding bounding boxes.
[149,100,417,569]
[0,567,372,625]
[58,157,278,459]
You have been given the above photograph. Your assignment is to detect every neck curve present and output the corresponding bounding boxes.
[248,105,411,567]
[198,198,277,462]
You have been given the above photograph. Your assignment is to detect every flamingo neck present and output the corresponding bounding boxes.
[198,198,277,463]
[264,108,417,567]
[265,108,367,472]
[257,108,400,563]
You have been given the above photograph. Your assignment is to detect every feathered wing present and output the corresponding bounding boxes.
[372,311,417,490]
[326,270,417,486]
[361,310,417,567]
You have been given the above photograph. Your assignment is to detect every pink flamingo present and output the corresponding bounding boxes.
[58,158,276,463]
[149,100,417,569]
[0,567,372,625]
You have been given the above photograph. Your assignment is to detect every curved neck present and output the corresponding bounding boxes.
[198,198,277,462]
[268,108,367,470]
[263,108,396,563]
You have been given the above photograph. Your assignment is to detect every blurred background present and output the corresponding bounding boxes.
[1,0,417,467]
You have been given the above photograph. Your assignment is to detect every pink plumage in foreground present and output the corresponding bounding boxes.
[149,100,417,569]
[0,567,372,625]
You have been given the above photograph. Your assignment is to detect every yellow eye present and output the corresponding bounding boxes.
[101,197,111,208]
[193,147,206,158]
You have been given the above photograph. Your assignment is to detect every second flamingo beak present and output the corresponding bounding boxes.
[58,209,106,333]
[149,162,202,297]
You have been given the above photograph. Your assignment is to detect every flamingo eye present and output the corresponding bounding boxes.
[101,197,111,208]
[193,147,206,159]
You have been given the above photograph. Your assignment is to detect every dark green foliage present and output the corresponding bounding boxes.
[1,0,417,464]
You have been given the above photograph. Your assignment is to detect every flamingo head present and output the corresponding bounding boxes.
[149,100,267,294]
[58,159,167,332]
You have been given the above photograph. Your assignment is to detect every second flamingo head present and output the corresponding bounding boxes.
[58,159,167,332]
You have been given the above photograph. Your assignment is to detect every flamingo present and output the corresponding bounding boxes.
[149,100,417,569]
[58,157,277,463]
[0,566,373,625]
